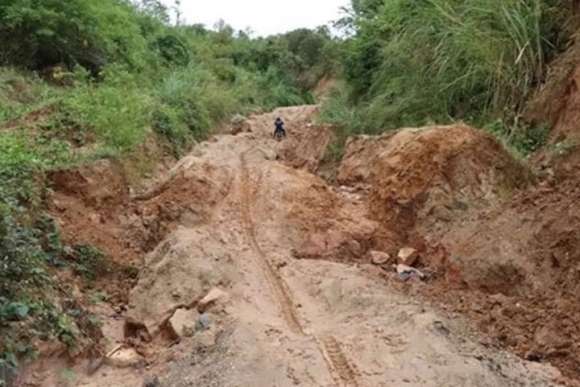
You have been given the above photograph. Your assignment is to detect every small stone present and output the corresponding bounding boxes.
[369,251,391,265]
[197,288,228,313]
[169,308,198,338]
[396,264,426,280]
[105,348,142,369]
[345,240,361,254]
[143,374,160,387]
[397,272,411,282]
[195,313,212,332]
[432,321,450,336]
[398,247,418,266]
[524,351,542,362]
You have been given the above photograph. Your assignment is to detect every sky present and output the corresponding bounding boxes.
[163,0,350,37]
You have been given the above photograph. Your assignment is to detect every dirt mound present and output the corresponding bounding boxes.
[126,227,239,338]
[275,122,336,173]
[416,170,580,381]
[48,159,129,213]
[133,157,234,251]
[240,146,377,262]
[242,105,337,174]
[47,159,141,267]
[338,124,532,251]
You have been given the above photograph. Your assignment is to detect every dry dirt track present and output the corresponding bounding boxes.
[239,148,362,387]
[23,106,566,387]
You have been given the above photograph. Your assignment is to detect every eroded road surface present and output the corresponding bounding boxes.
[24,106,564,387]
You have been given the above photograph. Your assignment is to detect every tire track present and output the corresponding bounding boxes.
[239,149,363,387]
[239,151,304,335]
[319,335,362,387]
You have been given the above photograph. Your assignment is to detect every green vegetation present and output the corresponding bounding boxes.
[0,0,337,374]
[321,0,578,155]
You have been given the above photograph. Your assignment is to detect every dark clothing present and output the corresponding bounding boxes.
[275,119,284,130]
[274,118,285,137]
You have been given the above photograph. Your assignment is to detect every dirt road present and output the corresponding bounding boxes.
[24,106,564,387]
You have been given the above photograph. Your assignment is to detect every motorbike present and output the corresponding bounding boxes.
[273,127,286,141]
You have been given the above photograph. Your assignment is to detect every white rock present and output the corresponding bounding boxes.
[396,264,425,279]
[197,288,228,313]
[105,348,142,368]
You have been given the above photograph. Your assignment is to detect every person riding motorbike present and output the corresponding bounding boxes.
[274,117,286,138]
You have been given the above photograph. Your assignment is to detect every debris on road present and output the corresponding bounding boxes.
[369,250,391,265]
[398,247,418,266]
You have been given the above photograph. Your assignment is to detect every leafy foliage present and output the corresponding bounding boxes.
[325,0,576,154]
[0,0,339,374]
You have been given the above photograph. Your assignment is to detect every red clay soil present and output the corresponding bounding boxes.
[344,129,580,382]
[47,160,140,262]
[405,37,580,382]
[413,168,580,383]
[46,154,229,259]
[43,105,580,383]
[335,123,580,382]
[46,160,143,305]
[275,122,336,174]
[338,124,532,254]
[525,34,580,174]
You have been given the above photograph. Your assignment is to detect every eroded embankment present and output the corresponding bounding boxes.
[22,107,567,387]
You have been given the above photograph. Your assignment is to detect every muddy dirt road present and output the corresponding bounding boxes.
[25,106,565,387]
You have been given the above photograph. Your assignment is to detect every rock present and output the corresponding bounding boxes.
[169,308,198,338]
[143,374,160,387]
[432,321,450,336]
[398,247,418,266]
[197,288,228,313]
[396,264,426,280]
[345,240,361,254]
[230,114,249,134]
[105,348,142,368]
[195,313,212,332]
[397,272,412,281]
[231,114,247,125]
[369,250,391,265]
[524,350,542,362]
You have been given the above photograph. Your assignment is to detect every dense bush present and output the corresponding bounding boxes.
[0,0,339,373]
[323,0,577,154]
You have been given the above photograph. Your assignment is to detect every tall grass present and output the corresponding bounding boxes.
[330,0,561,151]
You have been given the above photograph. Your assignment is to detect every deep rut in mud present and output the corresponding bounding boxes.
[240,150,362,387]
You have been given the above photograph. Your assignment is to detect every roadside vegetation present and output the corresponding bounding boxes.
[319,0,580,156]
[0,0,338,374]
